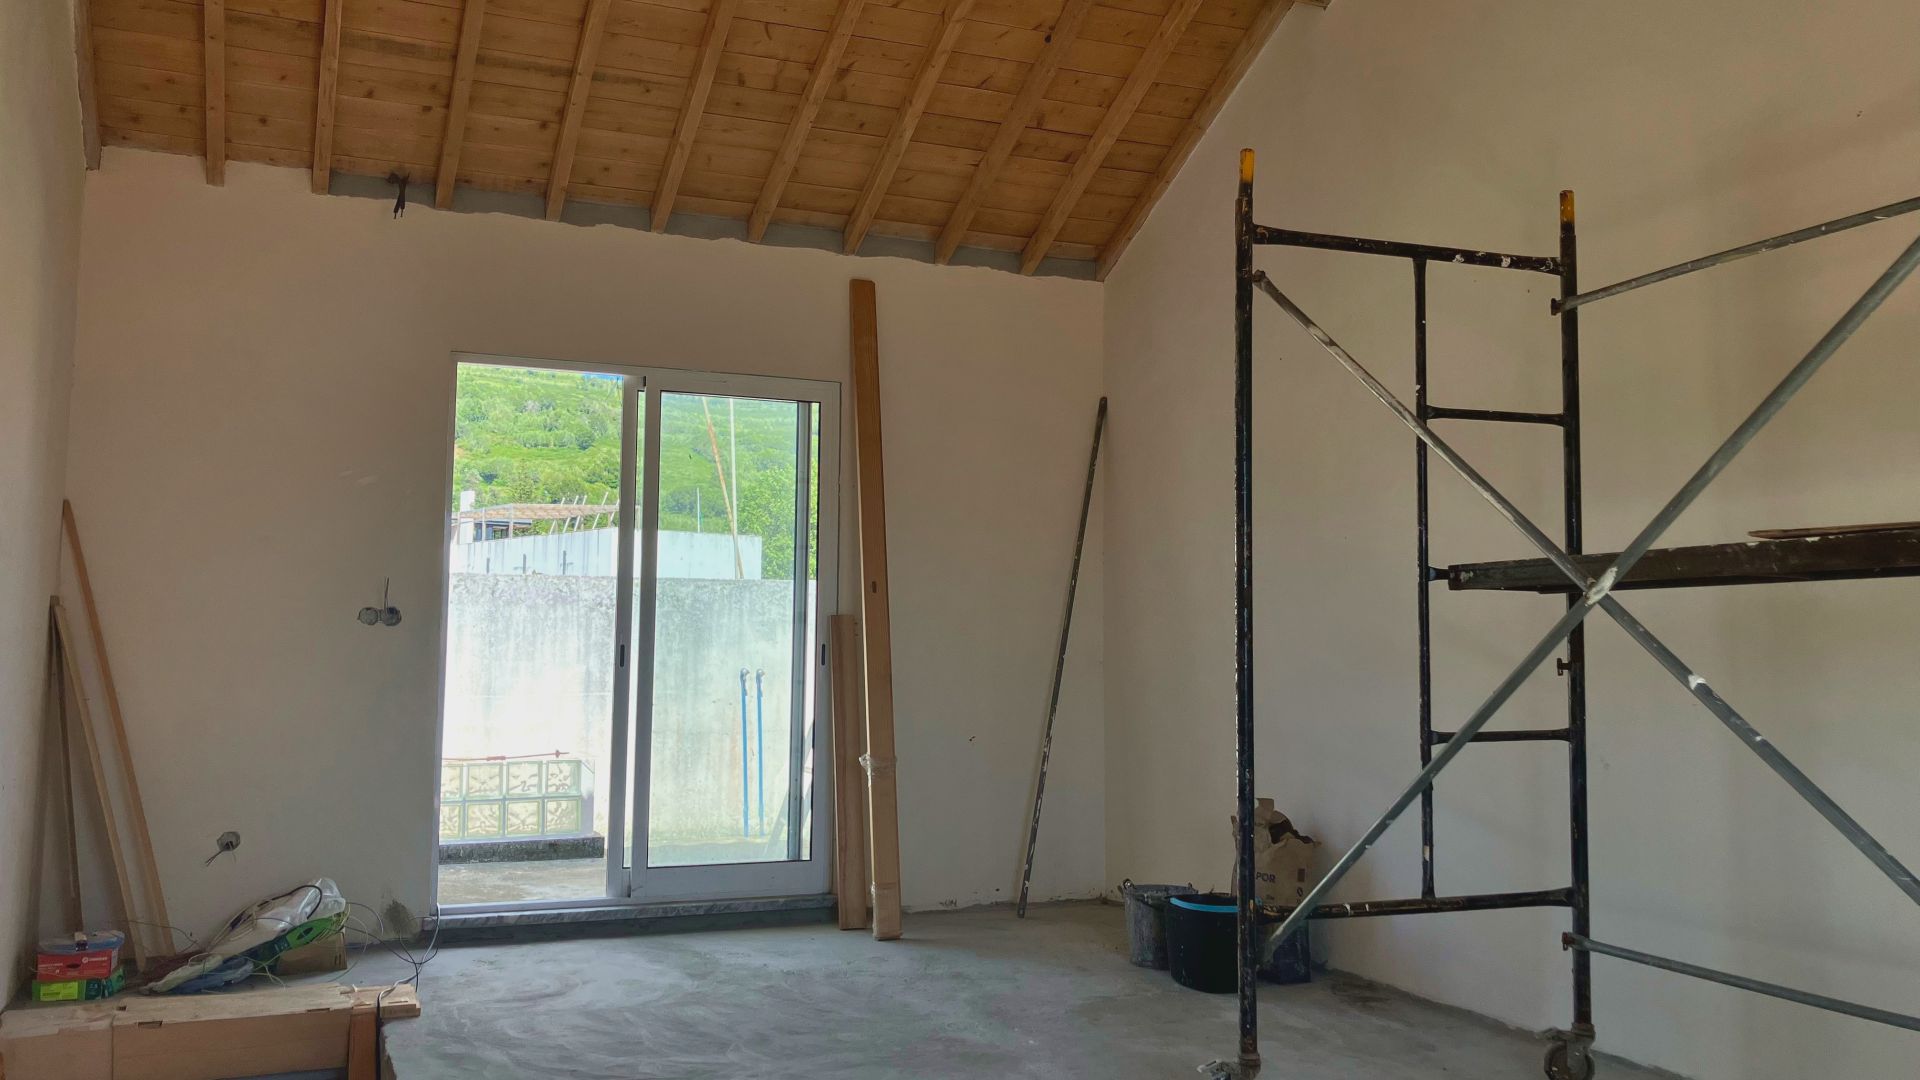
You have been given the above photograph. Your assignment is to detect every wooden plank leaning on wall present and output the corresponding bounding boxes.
[848,279,904,940]
[831,614,871,930]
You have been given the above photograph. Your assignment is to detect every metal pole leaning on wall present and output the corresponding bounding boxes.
[1017,396,1108,918]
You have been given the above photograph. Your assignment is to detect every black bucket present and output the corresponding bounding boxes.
[1166,893,1313,992]
[1166,893,1239,993]
[1120,881,1198,969]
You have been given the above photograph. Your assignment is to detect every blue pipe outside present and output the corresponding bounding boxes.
[739,668,750,837]
[755,669,766,831]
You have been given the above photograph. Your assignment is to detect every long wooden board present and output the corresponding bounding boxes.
[0,984,419,1080]
[848,279,903,941]
[830,614,871,930]
[58,500,172,967]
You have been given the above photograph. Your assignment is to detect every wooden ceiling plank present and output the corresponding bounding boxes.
[309,0,342,192]
[652,0,741,231]
[545,0,616,220]
[841,0,973,254]
[1018,0,1204,274]
[745,0,869,242]
[435,0,489,208]
[931,0,1095,264]
[203,0,226,183]
[1096,0,1292,279]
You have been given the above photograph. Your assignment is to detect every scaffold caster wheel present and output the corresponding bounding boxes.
[1544,1038,1595,1080]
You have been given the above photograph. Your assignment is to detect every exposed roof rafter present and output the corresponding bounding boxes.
[654,0,742,232]
[1097,0,1299,279]
[748,0,870,243]
[1022,0,1205,274]
[309,0,343,194]
[546,0,615,222]
[435,0,490,210]
[843,0,976,255]
[202,0,225,185]
[933,0,1097,265]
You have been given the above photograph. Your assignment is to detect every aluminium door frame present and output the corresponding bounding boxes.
[437,352,842,914]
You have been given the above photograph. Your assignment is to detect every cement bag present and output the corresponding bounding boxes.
[1229,799,1321,907]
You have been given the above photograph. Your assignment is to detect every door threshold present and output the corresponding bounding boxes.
[426,894,836,944]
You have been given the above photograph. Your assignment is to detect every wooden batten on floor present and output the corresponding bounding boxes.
[435,0,489,209]
[831,613,872,931]
[933,0,1098,265]
[848,279,903,941]
[200,0,224,185]
[748,0,869,243]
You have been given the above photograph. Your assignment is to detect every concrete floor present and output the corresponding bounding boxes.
[350,902,1672,1080]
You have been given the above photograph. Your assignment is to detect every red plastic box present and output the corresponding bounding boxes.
[35,932,124,982]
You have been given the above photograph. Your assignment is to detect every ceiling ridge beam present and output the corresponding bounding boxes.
[203,0,226,185]
[653,0,741,232]
[309,0,343,193]
[1018,0,1206,275]
[435,0,489,209]
[841,0,975,255]
[932,0,1096,266]
[1096,0,1297,280]
[746,0,870,243]
[546,0,615,222]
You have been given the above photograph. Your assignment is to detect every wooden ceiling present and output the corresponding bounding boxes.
[83,0,1314,276]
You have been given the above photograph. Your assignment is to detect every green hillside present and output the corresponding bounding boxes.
[451,364,817,578]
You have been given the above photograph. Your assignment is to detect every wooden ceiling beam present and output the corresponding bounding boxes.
[933,0,1097,265]
[747,0,869,243]
[653,0,741,232]
[435,0,489,210]
[546,0,614,222]
[1019,0,1206,275]
[310,0,343,194]
[1097,0,1297,280]
[202,0,225,185]
[842,0,975,255]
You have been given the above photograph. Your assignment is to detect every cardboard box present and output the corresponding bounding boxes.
[1230,798,1321,907]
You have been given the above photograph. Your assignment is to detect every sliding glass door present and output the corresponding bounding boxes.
[439,358,836,909]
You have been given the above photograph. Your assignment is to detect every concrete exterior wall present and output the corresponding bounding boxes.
[0,0,83,1000]
[443,573,803,844]
[1101,3,1920,1078]
[64,150,1106,938]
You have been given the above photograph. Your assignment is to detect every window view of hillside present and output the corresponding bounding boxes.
[451,365,818,578]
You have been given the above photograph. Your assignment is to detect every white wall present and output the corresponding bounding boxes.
[65,150,1105,938]
[0,0,84,1001]
[1103,2,1920,1078]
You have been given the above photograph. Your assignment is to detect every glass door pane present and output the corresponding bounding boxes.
[438,362,635,905]
[638,391,814,870]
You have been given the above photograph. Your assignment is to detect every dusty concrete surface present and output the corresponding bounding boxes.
[367,903,1674,1079]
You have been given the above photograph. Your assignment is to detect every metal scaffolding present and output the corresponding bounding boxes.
[1219,148,1920,1080]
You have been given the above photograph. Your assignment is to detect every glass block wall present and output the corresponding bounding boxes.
[439,755,594,842]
